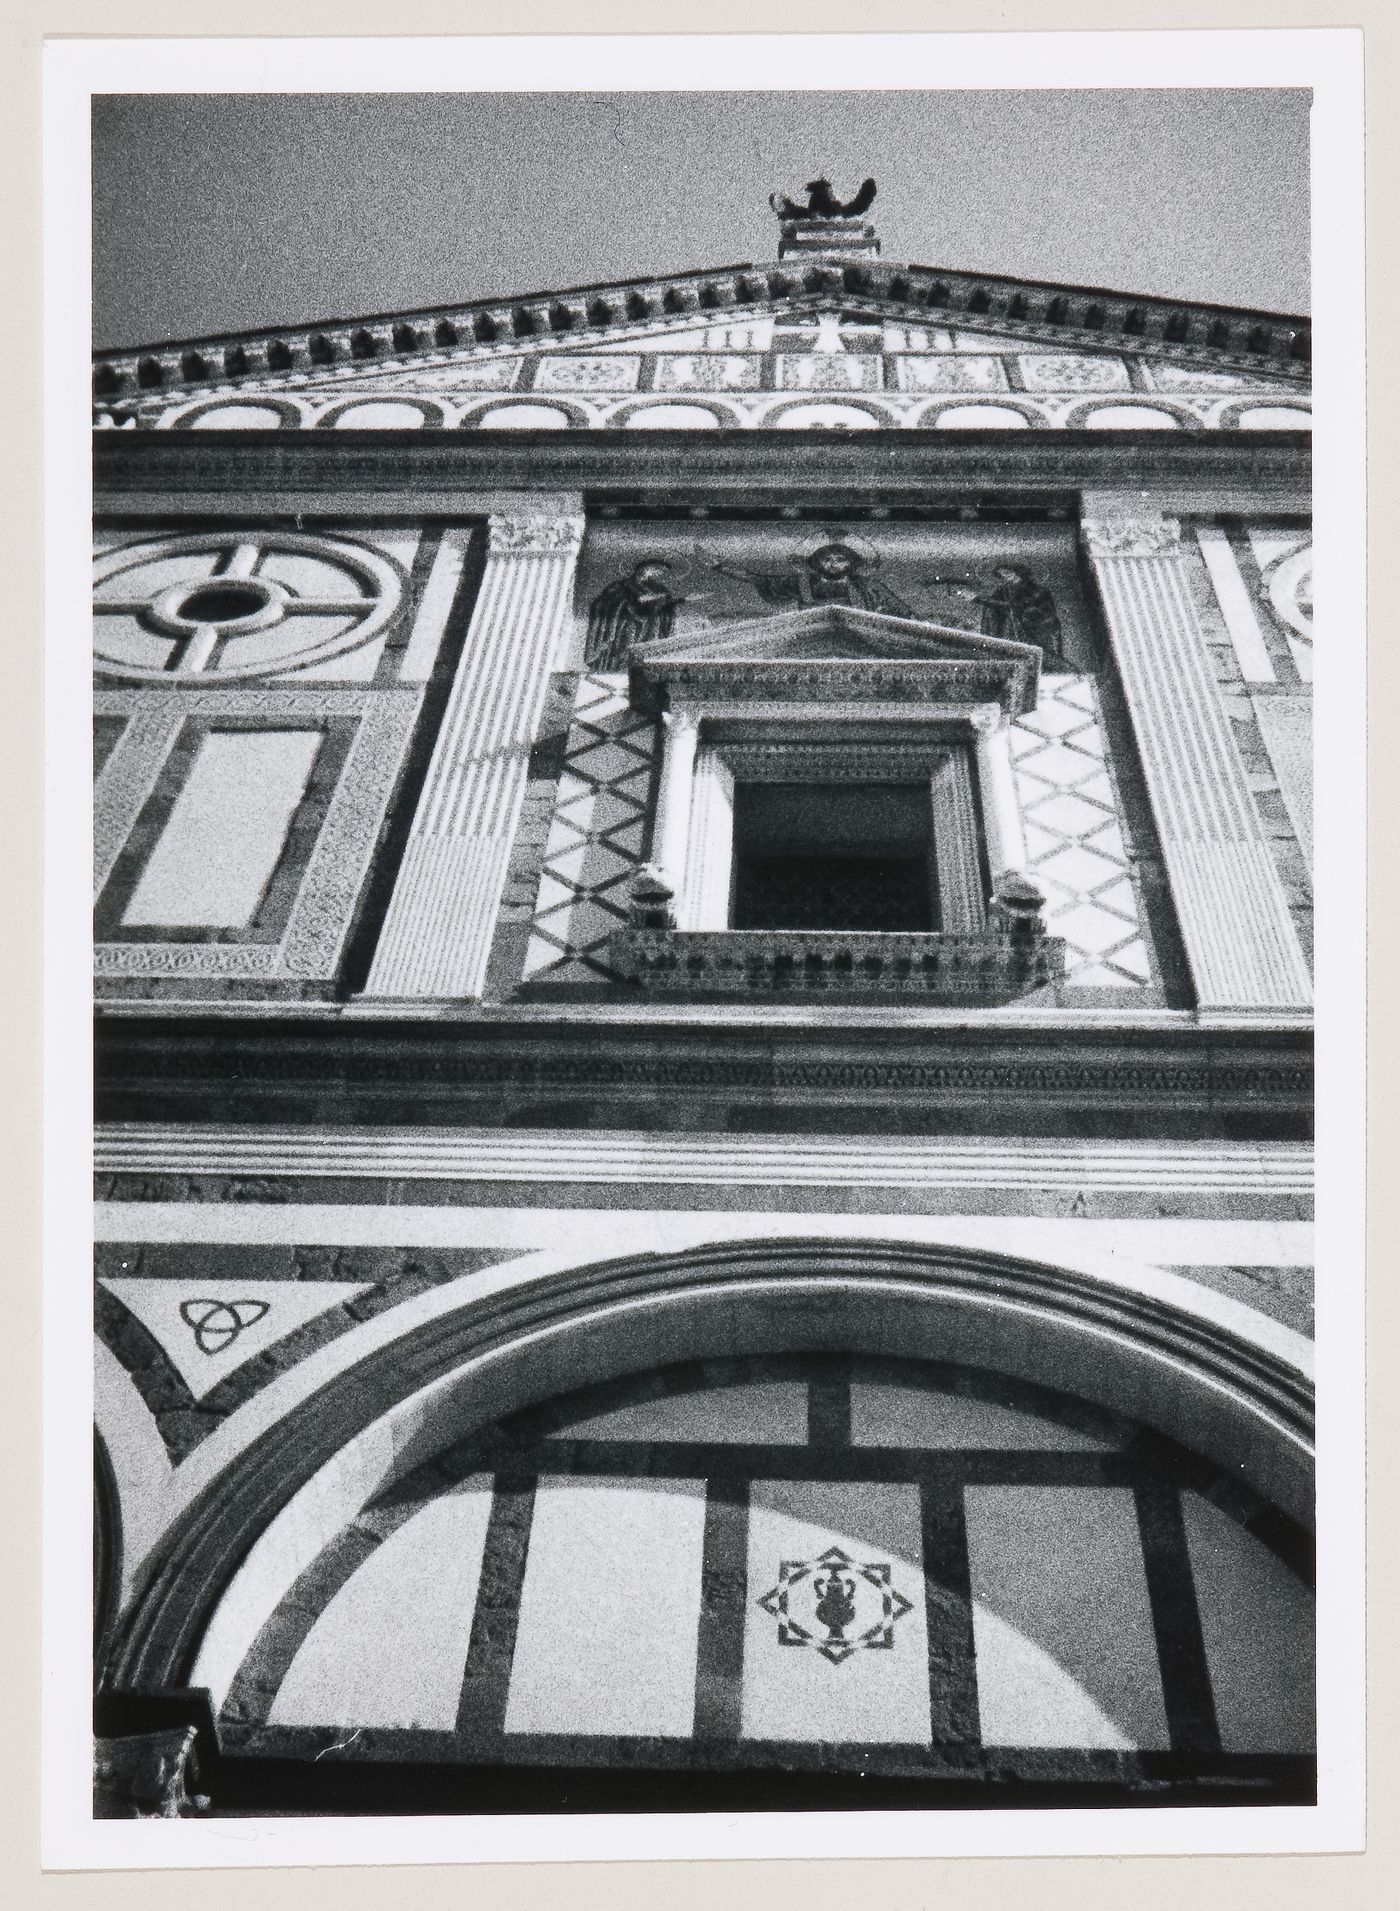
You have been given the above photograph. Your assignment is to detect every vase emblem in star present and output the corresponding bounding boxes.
[757,1544,914,1666]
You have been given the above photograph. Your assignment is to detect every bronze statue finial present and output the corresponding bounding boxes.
[770,177,877,222]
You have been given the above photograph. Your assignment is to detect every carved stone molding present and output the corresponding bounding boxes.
[91,253,1311,414]
[93,1726,208,1819]
[93,428,1312,511]
[614,927,1063,1000]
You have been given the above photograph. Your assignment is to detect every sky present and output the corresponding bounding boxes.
[91,90,1311,351]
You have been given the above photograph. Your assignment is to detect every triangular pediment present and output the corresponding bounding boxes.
[95,263,1310,424]
[636,603,1037,667]
[132,302,1307,401]
[630,604,1041,720]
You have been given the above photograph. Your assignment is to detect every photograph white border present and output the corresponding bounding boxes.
[41,25,1366,1869]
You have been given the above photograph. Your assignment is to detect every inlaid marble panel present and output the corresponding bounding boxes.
[535,355,642,391]
[504,1477,707,1737]
[654,354,762,391]
[1018,354,1131,391]
[776,355,882,391]
[270,1480,494,1730]
[522,673,657,983]
[965,1485,1170,1750]
[743,1480,931,1745]
[893,355,1007,393]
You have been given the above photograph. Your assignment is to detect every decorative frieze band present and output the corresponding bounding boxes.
[365,502,587,999]
[1082,512,1311,1010]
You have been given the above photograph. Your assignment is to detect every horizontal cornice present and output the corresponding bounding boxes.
[92,427,1313,512]
[92,259,1311,407]
[93,1012,1312,1139]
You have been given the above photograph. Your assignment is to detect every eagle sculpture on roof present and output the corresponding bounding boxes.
[769,177,877,221]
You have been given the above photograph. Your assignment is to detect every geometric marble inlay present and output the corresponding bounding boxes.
[757,1544,915,1666]
[97,1275,375,1399]
[743,1480,932,1744]
[1009,676,1153,987]
[522,673,658,982]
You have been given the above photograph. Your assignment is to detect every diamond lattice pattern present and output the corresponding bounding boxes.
[1010,676,1153,988]
[522,674,657,981]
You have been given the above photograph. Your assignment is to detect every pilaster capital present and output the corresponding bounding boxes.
[1081,514,1183,561]
[663,706,702,740]
[486,511,586,557]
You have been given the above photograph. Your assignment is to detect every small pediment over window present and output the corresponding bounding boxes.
[629,603,1041,720]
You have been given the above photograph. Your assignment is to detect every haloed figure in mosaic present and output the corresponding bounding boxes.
[710,535,916,617]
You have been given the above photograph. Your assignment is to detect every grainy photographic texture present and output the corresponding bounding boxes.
[89,85,1317,1822]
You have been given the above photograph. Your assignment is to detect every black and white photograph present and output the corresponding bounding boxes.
[41,26,1366,1869]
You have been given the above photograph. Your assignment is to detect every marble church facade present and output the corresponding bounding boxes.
[90,199,1315,1815]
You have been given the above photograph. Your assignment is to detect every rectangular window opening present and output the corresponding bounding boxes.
[730,782,938,933]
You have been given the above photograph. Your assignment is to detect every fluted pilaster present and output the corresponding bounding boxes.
[365,503,586,999]
[681,744,735,930]
[1082,512,1310,1010]
[650,709,701,896]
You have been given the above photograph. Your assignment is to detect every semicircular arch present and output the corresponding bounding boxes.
[108,1235,1313,1697]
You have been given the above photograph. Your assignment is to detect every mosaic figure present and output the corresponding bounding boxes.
[930,564,1064,661]
[710,537,916,618]
[585,560,683,669]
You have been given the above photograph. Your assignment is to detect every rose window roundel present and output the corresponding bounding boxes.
[1262,542,1313,645]
[93,532,405,682]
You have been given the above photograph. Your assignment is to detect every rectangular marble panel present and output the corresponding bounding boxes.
[1180,1492,1314,1753]
[654,354,762,391]
[882,324,956,352]
[535,355,641,392]
[122,728,321,928]
[851,1384,1112,1452]
[894,355,1006,393]
[270,1479,494,1730]
[776,355,881,392]
[743,1480,931,1745]
[1019,354,1130,392]
[504,1476,706,1737]
[965,1485,1169,1749]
